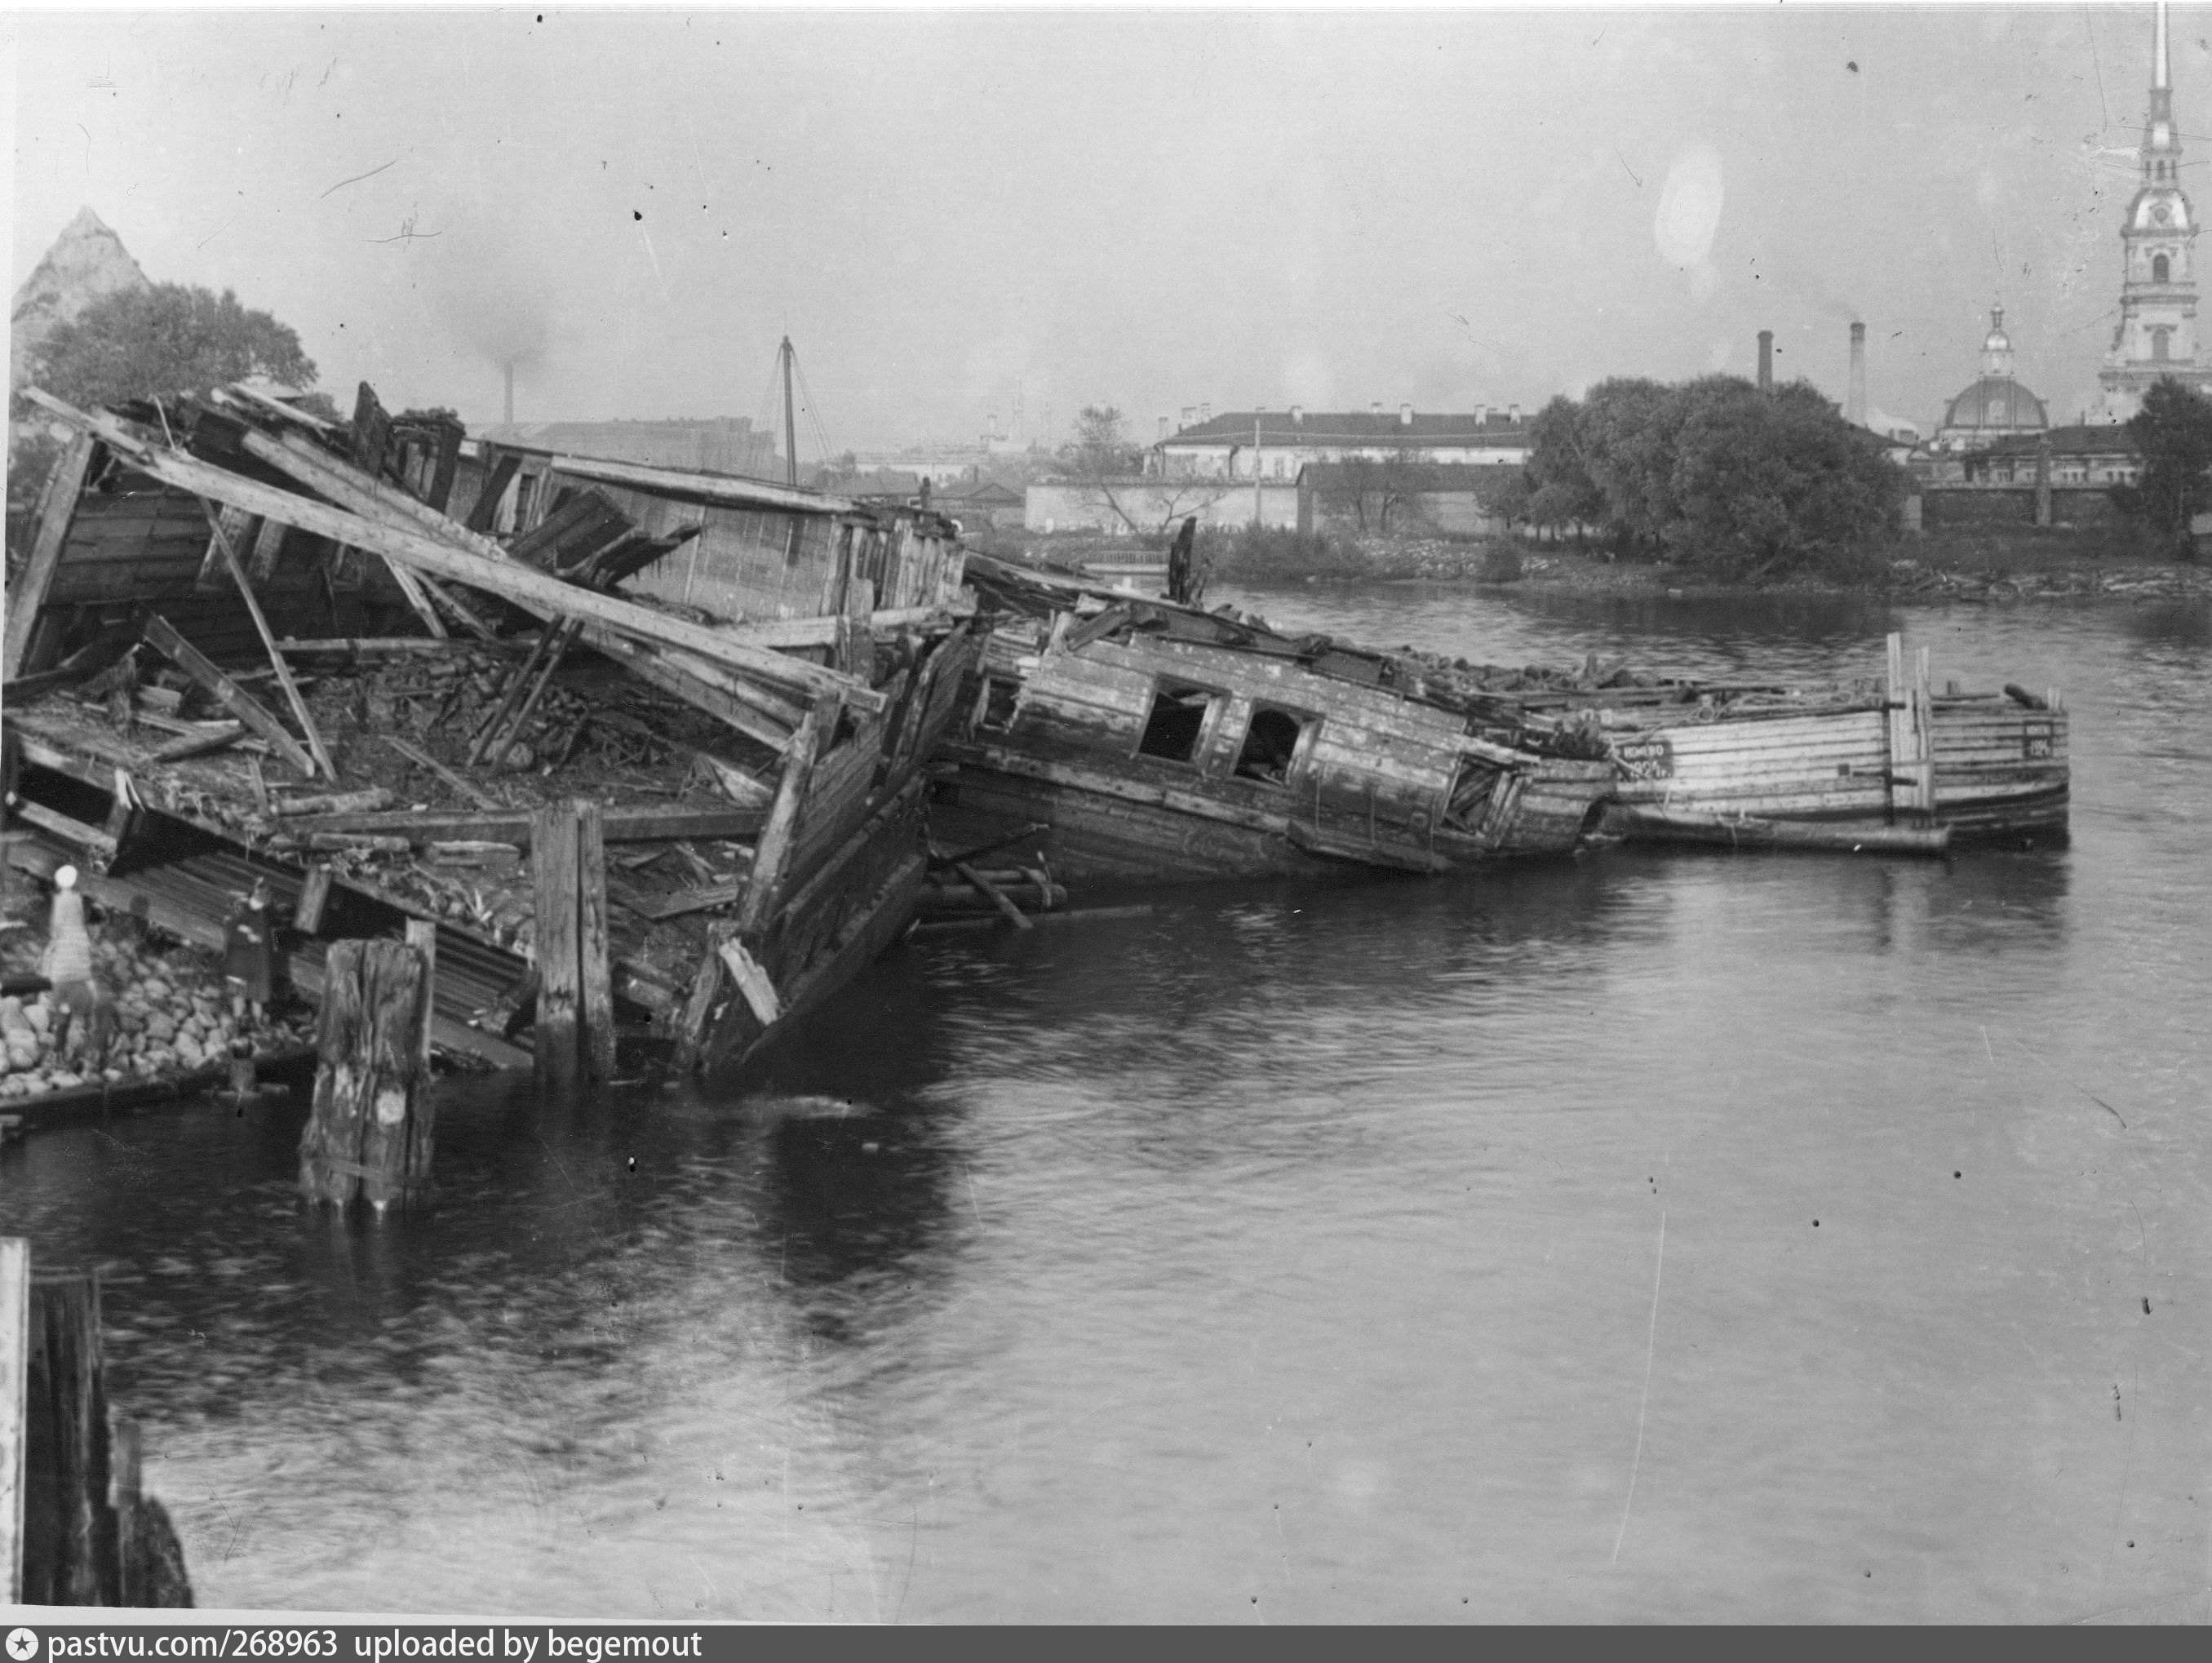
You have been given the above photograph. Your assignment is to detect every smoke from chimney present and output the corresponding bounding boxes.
[1758,330,1775,393]
[1848,322,1867,428]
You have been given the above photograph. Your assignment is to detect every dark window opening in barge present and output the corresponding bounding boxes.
[978,676,1021,733]
[1136,681,1217,762]
[1234,707,1309,785]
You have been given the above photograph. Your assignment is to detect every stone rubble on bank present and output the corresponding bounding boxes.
[0,908,315,1100]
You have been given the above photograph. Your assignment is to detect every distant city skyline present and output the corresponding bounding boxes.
[9,7,2198,453]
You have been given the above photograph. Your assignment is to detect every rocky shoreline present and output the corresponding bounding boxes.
[0,899,315,1102]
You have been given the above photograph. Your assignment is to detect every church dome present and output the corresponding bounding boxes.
[1942,376,2049,435]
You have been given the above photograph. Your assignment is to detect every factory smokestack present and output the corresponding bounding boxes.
[504,359,516,428]
[1848,322,1867,428]
[1758,330,1774,393]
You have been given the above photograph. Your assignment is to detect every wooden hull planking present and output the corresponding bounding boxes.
[1601,699,2068,841]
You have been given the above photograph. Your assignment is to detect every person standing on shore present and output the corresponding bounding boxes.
[41,865,105,1066]
[223,878,275,1026]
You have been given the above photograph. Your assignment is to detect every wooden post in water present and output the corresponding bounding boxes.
[299,937,434,1208]
[575,801,615,1084]
[110,1418,139,1608]
[533,802,582,1091]
[532,800,614,1089]
[2,1237,26,1603]
[21,1272,115,1605]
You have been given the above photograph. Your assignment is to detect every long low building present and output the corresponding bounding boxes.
[1155,405,1532,480]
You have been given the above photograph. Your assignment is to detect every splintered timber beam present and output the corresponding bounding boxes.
[737,700,831,938]
[22,389,880,716]
[199,502,337,778]
[382,734,501,810]
[286,803,769,845]
[140,614,316,778]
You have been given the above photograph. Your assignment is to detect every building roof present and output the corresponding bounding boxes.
[1940,375,2049,434]
[1976,424,2142,459]
[1301,461,1524,492]
[1161,410,1530,447]
[938,480,1023,504]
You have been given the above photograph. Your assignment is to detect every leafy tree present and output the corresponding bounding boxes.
[1667,379,1903,576]
[2120,375,2212,539]
[1523,375,1902,577]
[27,282,319,411]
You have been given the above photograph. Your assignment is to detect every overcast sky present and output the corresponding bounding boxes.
[7,5,2199,454]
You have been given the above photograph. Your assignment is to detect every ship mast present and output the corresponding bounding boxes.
[779,335,799,488]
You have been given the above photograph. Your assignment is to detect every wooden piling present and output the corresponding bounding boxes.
[532,803,582,1091]
[299,937,434,1208]
[2,1244,190,1608]
[21,1272,114,1605]
[2,1237,25,1603]
[575,801,615,1083]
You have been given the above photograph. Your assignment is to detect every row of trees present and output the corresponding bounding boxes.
[1496,376,1908,578]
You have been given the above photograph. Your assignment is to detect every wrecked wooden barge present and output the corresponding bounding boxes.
[926,554,1618,886]
[2,381,982,1094]
[1428,636,2070,849]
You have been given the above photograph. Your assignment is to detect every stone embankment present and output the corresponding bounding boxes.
[0,916,313,1100]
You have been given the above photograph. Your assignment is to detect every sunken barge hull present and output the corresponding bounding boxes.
[3,380,979,1091]
[929,557,1616,889]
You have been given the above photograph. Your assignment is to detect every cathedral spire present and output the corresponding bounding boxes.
[2156,0,2170,94]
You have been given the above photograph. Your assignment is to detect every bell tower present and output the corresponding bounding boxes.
[2099,0,2212,419]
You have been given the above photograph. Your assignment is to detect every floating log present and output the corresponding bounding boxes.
[1607,805,1952,855]
[952,861,1034,929]
[299,937,435,1208]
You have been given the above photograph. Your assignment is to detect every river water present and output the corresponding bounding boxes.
[2,586,2207,1623]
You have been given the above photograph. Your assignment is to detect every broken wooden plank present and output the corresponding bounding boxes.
[140,612,317,777]
[282,803,770,846]
[29,390,881,713]
[520,447,859,517]
[736,701,830,938]
[2,433,98,681]
[216,380,343,435]
[668,919,736,1078]
[717,604,975,650]
[294,863,333,934]
[615,879,746,922]
[201,499,338,778]
[716,938,782,1027]
[383,734,501,810]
